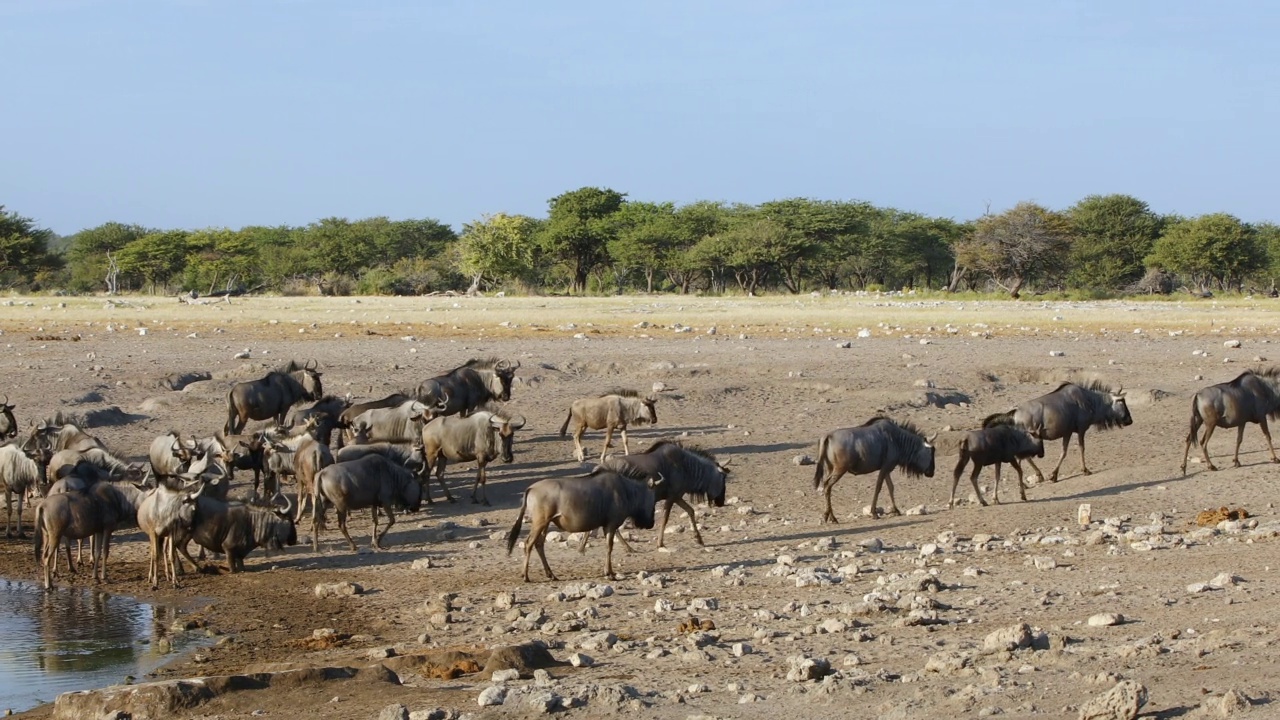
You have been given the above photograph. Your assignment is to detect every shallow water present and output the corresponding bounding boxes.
[0,579,200,713]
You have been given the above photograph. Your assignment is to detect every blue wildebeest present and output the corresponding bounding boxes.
[0,396,17,440]
[311,454,423,552]
[287,395,350,447]
[335,442,427,475]
[0,443,47,537]
[601,439,728,549]
[559,390,658,462]
[993,380,1133,483]
[812,417,937,523]
[338,393,412,445]
[416,358,518,418]
[136,475,203,589]
[173,494,296,573]
[29,418,103,455]
[149,432,201,477]
[349,399,445,445]
[34,480,142,589]
[506,469,659,582]
[49,446,145,485]
[224,360,323,434]
[950,414,1045,508]
[420,408,526,505]
[1181,369,1280,473]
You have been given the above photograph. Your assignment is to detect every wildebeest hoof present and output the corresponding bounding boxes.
[1207,464,1219,471]
[1233,460,1243,467]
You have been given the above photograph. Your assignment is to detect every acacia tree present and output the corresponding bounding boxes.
[459,213,540,291]
[954,202,1074,297]
[65,222,150,292]
[607,201,679,293]
[117,230,190,293]
[1067,194,1163,289]
[0,206,57,288]
[717,213,807,295]
[539,187,625,293]
[1146,213,1264,292]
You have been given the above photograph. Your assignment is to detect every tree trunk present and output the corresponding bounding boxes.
[645,269,654,294]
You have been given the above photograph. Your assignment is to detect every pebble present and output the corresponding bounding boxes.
[492,668,520,683]
[1087,613,1124,627]
[477,686,508,706]
[569,652,593,667]
[792,454,814,466]
[314,581,363,598]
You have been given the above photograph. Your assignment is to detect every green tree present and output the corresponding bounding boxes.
[954,202,1074,297]
[1146,213,1264,292]
[539,187,626,293]
[184,227,259,293]
[117,230,190,293]
[1255,222,1280,291]
[459,213,540,290]
[607,201,679,293]
[0,206,58,288]
[305,217,377,276]
[667,201,731,293]
[1067,194,1164,289]
[65,222,150,292]
[381,218,457,265]
[717,212,808,295]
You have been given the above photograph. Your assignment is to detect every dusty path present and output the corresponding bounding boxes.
[2,295,1279,719]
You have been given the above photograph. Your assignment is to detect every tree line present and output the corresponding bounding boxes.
[2,189,1278,297]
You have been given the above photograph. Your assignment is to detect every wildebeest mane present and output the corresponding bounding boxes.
[1052,379,1118,395]
[462,357,502,370]
[40,410,85,428]
[475,403,514,421]
[274,360,307,374]
[603,388,641,398]
[873,417,931,477]
[981,412,1015,428]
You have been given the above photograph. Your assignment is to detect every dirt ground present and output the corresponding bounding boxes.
[3,294,1280,719]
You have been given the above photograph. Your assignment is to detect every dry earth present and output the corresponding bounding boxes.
[2,293,1280,720]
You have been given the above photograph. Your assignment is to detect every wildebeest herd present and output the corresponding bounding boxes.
[8,354,1280,590]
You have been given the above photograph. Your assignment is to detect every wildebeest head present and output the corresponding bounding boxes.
[494,360,519,401]
[0,396,16,439]
[301,360,324,400]
[1110,389,1133,427]
[641,395,658,425]
[912,432,938,478]
[709,458,731,507]
[268,494,298,549]
[632,475,660,529]
[490,413,527,463]
[396,471,424,513]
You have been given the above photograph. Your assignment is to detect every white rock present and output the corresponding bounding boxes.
[1209,572,1239,588]
[818,618,848,634]
[1049,350,1065,357]
[983,623,1033,652]
[1032,556,1057,570]
[859,537,884,552]
[1077,680,1148,720]
[919,543,940,557]
[569,652,593,667]
[491,668,520,683]
[732,642,752,657]
[477,686,508,706]
[1087,613,1124,627]
[1224,339,1242,348]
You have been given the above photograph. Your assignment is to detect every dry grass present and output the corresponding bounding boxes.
[2,293,1278,340]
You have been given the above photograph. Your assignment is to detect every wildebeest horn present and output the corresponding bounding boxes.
[435,391,450,409]
[926,432,939,444]
[511,360,520,371]
[276,492,294,518]
[510,415,526,430]
[647,472,666,488]
[305,359,317,370]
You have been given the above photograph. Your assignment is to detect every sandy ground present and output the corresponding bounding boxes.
[3,294,1280,719]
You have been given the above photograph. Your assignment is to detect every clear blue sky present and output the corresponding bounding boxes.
[3,0,1277,236]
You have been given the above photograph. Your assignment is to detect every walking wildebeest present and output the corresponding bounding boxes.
[0,396,17,440]
[601,440,729,549]
[34,481,141,589]
[812,417,937,523]
[224,360,323,434]
[420,408,526,505]
[992,380,1133,483]
[417,358,518,417]
[507,469,659,582]
[312,454,423,552]
[173,494,296,573]
[950,414,1045,508]
[149,433,201,477]
[0,443,47,537]
[559,390,658,462]
[349,399,445,444]
[1181,368,1280,473]
[137,476,203,589]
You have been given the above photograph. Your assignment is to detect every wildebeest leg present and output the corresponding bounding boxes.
[1077,432,1091,475]
[1048,436,1071,483]
[1024,456,1046,486]
[1233,425,1246,467]
[868,471,887,519]
[1260,417,1279,464]
[656,499,676,548]
[523,517,555,582]
[98,532,112,584]
[473,464,490,505]
[820,468,845,523]
[1181,409,1204,474]
[379,507,396,549]
[336,510,357,552]
[311,501,324,552]
[148,533,161,589]
[579,529,634,554]
[676,497,705,546]
[605,527,618,580]
[881,472,901,516]
[599,426,616,463]
[1011,459,1028,501]
[620,425,630,456]
[369,507,382,550]
[572,424,587,463]
[950,452,969,509]
[1199,422,1220,470]
[972,464,990,506]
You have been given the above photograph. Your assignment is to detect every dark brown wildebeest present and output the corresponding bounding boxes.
[812,417,937,523]
[214,429,268,492]
[416,358,518,418]
[0,396,17,440]
[992,380,1133,483]
[173,494,296,573]
[559,390,658,462]
[1181,369,1280,473]
[34,481,142,589]
[506,469,659,582]
[287,395,350,447]
[949,414,1045,508]
[224,360,323,434]
[0,443,46,537]
[136,475,203,589]
[420,408,526,505]
[311,455,423,552]
[600,439,729,549]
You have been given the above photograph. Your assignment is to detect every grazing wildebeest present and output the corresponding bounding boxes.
[49,447,144,484]
[992,380,1133,483]
[949,414,1045,508]
[30,420,103,454]
[420,408,526,505]
[417,358,518,417]
[506,469,658,582]
[173,494,296,573]
[148,433,201,477]
[136,476,203,589]
[0,396,17,440]
[34,481,140,589]
[224,360,323,434]
[287,395,350,447]
[0,443,46,537]
[601,440,729,549]
[260,416,326,507]
[349,399,445,444]
[1181,369,1280,473]
[312,455,423,552]
[812,417,937,523]
[559,390,658,462]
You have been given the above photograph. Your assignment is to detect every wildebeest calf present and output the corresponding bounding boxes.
[559,390,657,462]
[950,415,1045,508]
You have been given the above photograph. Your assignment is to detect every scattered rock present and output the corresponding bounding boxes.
[1087,613,1124,627]
[477,686,508,707]
[792,454,814,466]
[1077,680,1148,720]
[377,704,409,720]
[984,623,1034,652]
[1225,340,1242,348]
[314,582,363,599]
[1049,350,1066,357]
[785,656,831,682]
[569,653,593,668]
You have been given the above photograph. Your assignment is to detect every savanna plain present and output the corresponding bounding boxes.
[3,293,1279,720]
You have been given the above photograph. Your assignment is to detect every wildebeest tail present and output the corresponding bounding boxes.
[812,435,829,489]
[1187,395,1205,440]
[558,410,572,437]
[981,411,1015,428]
[506,489,530,555]
[224,389,238,435]
[33,503,45,563]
